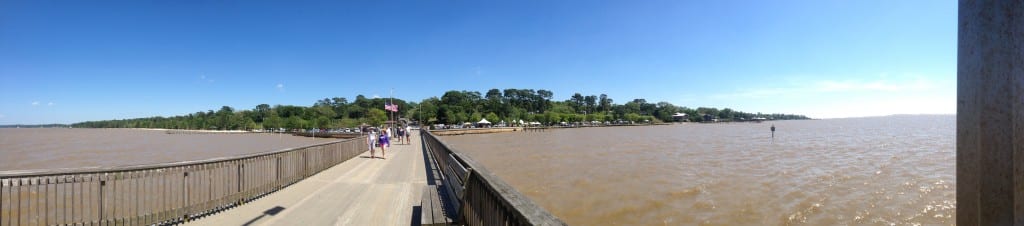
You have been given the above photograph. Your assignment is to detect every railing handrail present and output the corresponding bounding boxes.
[0,138,351,178]
[423,130,565,225]
[1,136,368,225]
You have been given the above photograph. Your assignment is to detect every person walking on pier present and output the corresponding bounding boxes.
[379,127,390,159]
[396,127,404,144]
[405,125,411,144]
[402,127,408,144]
[367,128,377,158]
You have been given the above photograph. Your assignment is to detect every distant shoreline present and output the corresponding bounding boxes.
[134,128,254,133]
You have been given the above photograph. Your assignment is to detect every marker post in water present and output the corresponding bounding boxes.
[770,124,776,142]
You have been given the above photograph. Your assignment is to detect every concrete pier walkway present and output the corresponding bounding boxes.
[187,135,427,226]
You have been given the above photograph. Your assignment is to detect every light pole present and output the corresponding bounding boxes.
[581,110,586,126]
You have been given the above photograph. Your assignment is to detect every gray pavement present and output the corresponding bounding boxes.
[187,135,427,226]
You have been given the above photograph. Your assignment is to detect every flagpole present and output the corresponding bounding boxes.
[390,89,394,132]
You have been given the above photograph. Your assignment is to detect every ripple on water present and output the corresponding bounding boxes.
[442,116,956,225]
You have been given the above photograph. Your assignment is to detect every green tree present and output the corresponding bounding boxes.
[537,89,554,100]
[718,108,735,121]
[654,102,681,122]
[417,97,439,124]
[286,116,307,129]
[366,108,387,127]
[486,89,502,100]
[584,95,597,113]
[315,116,331,129]
[625,113,642,123]
[437,105,456,125]
[549,102,574,114]
[68,89,811,130]
[544,111,561,125]
[244,118,257,130]
[454,111,469,124]
[231,112,247,130]
[339,118,361,128]
[215,106,234,130]
[563,114,579,123]
[470,112,483,122]
[598,94,613,112]
[590,112,607,122]
[264,113,283,130]
[276,105,306,118]
[485,112,500,125]
[525,113,539,123]
[568,93,584,112]
[697,107,719,120]
[254,104,271,122]
[509,107,527,122]
[312,105,336,119]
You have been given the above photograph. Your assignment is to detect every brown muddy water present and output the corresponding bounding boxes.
[441,115,955,225]
[0,128,337,171]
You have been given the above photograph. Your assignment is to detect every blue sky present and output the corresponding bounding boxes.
[0,1,956,124]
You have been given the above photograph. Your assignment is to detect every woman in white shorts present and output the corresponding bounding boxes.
[367,129,377,158]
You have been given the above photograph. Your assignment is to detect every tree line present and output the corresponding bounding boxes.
[72,88,809,130]
[72,95,410,130]
[415,89,808,126]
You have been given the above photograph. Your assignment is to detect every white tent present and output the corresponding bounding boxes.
[478,118,491,124]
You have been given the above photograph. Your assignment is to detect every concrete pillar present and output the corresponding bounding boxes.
[958,0,1024,225]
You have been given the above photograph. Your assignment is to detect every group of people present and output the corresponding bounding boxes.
[365,125,412,159]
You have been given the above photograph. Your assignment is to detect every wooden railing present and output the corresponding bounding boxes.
[421,131,565,226]
[0,136,365,226]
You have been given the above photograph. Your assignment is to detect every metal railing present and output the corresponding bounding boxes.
[0,136,365,226]
[421,131,565,226]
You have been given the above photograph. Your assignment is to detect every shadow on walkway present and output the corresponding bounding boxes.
[242,206,286,226]
[421,136,440,185]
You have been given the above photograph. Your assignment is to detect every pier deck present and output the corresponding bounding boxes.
[187,135,427,226]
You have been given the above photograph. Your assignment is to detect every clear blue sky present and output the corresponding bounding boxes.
[0,1,956,124]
